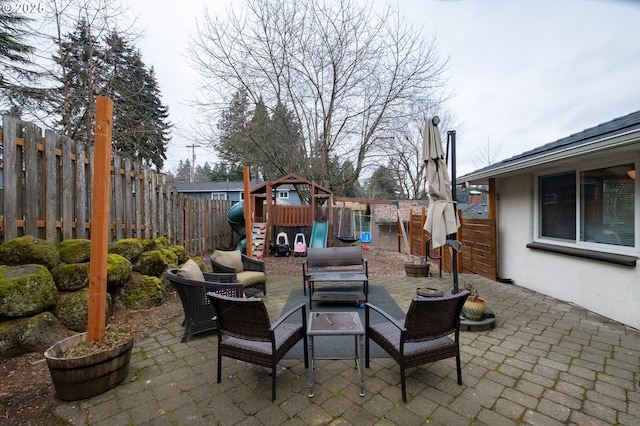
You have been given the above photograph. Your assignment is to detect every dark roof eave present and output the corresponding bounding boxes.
[459,115,640,184]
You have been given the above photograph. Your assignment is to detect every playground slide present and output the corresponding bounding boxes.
[227,201,246,252]
[308,221,328,248]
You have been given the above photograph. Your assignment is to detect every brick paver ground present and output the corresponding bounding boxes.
[53,273,640,425]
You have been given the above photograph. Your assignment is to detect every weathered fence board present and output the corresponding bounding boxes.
[406,207,498,281]
[0,116,234,254]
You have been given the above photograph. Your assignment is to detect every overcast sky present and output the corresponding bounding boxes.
[125,0,640,177]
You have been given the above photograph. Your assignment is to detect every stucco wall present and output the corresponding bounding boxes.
[496,174,640,329]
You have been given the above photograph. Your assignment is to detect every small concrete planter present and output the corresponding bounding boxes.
[44,332,134,401]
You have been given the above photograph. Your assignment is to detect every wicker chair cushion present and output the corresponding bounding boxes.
[213,250,244,272]
[237,271,266,286]
[177,259,205,282]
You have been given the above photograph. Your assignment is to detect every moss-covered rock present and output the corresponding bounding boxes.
[107,254,133,291]
[57,239,91,264]
[18,312,69,355]
[170,245,189,264]
[57,288,111,332]
[154,236,171,248]
[0,236,60,270]
[51,263,90,292]
[108,238,145,262]
[160,248,179,266]
[0,265,58,317]
[115,273,163,310]
[133,249,172,277]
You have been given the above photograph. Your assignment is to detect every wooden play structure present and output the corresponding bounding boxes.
[244,173,334,259]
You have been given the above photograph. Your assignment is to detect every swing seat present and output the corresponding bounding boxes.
[337,235,359,244]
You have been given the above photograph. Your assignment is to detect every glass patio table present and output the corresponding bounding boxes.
[306,311,365,398]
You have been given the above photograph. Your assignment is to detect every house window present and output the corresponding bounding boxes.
[277,190,289,199]
[538,162,636,250]
[211,192,227,200]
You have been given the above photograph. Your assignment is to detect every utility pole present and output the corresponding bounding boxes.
[186,144,200,182]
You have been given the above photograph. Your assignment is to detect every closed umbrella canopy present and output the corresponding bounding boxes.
[423,118,460,249]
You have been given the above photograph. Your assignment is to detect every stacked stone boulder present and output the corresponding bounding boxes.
[0,235,194,357]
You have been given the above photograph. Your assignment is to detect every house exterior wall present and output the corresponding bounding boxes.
[496,174,640,329]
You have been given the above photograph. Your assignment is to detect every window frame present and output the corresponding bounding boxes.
[277,190,289,199]
[534,156,639,256]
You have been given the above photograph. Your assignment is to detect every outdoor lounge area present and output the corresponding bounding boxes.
[51,273,640,425]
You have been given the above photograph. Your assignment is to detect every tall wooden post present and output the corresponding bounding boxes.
[243,166,252,256]
[87,97,113,342]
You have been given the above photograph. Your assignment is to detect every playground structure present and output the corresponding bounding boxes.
[226,172,381,260]
[226,173,335,259]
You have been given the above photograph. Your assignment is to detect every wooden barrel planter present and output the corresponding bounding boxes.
[44,332,134,401]
[404,262,430,277]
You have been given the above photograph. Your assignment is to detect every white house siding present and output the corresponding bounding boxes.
[496,174,640,329]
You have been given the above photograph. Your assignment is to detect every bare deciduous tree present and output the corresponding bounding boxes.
[189,0,448,191]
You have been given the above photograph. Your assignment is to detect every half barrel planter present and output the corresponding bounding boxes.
[44,332,134,401]
[404,262,430,277]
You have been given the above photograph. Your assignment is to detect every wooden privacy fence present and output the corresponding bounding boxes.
[406,207,497,281]
[0,115,234,254]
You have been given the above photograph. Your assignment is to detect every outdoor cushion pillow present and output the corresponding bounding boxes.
[236,271,266,287]
[213,250,244,272]
[177,259,205,282]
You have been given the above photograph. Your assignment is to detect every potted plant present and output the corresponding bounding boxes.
[461,280,487,321]
[404,255,430,277]
[44,97,134,401]
[44,324,134,401]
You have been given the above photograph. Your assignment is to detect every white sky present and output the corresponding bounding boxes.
[125,0,640,177]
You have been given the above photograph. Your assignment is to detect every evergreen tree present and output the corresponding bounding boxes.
[50,23,171,168]
[216,88,252,168]
[0,1,44,115]
[51,19,105,142]
[104,31,170,169]
[367,165,402,200]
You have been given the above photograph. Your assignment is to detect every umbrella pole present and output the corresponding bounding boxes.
[448,130,459,294]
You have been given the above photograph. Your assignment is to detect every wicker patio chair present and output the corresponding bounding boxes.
[207,293,308,401]
[166,269,243,342]
[210,250,267,296]
[365,290,470,402]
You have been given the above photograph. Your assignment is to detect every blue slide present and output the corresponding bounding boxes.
[309,221,328,248]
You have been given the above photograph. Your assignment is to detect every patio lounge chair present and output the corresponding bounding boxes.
[365,290,470,402]
[207,293,308,401]
[166,267,243,342]
[210,250,267,296]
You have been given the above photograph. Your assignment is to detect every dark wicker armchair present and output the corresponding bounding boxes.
[207,293,308,401]
[166,269,243,342]
[365,290,470,402]
[210,250,266,296]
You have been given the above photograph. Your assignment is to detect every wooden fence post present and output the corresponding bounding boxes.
[87,97,113,342]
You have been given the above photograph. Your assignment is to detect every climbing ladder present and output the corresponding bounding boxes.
[250,222,268,259]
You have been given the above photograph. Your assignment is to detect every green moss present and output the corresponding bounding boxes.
[170,245,189,264]
[154,236,170,248]
[116,274,163,310]
[57,288,111,332]
[134,250,172,277]
[51,262,90,291]
[0,264,58,317]
[106,253,133,290]
[108,238,145,262]
[57,239,91,264]
[0,236,60,269]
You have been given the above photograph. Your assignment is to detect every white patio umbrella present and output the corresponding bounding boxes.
[423,117,460,249]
